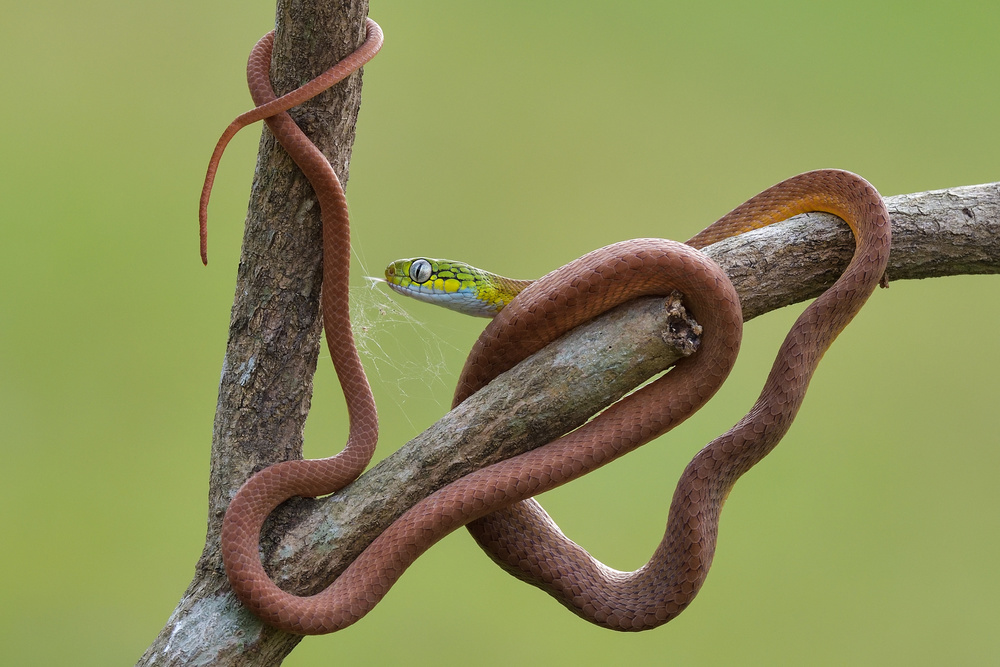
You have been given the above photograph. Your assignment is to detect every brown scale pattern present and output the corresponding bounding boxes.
[466,170,891,630]
[207,20,385,632]
[206,18,891,636]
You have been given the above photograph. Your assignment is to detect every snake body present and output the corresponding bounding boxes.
[205,18,891,635]
[203,19,385,631]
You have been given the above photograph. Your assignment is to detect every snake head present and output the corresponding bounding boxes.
[383,257,531,318]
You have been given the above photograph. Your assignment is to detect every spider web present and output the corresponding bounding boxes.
[348,274,458,416]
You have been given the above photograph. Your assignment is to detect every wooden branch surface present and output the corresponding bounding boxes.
[146,172,999,665]
[137,0,369,664]
[251,181,1000,642]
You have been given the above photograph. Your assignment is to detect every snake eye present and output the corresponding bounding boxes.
[409,259,432,283]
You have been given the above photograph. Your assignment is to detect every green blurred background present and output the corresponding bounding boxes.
[2,1,998,664]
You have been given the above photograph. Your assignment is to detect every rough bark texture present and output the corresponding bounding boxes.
[203,0,371,558]
[137,0,369,665]
[136,0,1000,660]
[709,182,1000,321]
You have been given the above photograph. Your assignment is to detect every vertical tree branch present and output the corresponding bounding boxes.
[138,1,370,664]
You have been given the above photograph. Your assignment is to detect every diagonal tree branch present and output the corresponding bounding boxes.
[139,0,1000,662]
[148,173,1000,665]
[244,182,1000,649]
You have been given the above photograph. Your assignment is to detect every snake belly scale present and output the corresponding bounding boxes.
[203,17,891,635]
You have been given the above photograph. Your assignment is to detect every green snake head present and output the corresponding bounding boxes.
[384,257,532,318]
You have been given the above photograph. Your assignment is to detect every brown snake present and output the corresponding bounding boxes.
[202,17,892,635]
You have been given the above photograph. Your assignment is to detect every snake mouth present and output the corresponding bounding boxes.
[384,281,407,295]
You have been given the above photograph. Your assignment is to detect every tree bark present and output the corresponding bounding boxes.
[138,0,370,664]
[137,0,1000,661]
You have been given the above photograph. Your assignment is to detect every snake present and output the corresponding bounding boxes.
[202,16,892,635]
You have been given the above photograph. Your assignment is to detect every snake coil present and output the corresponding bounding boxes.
[201,17,891,635]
